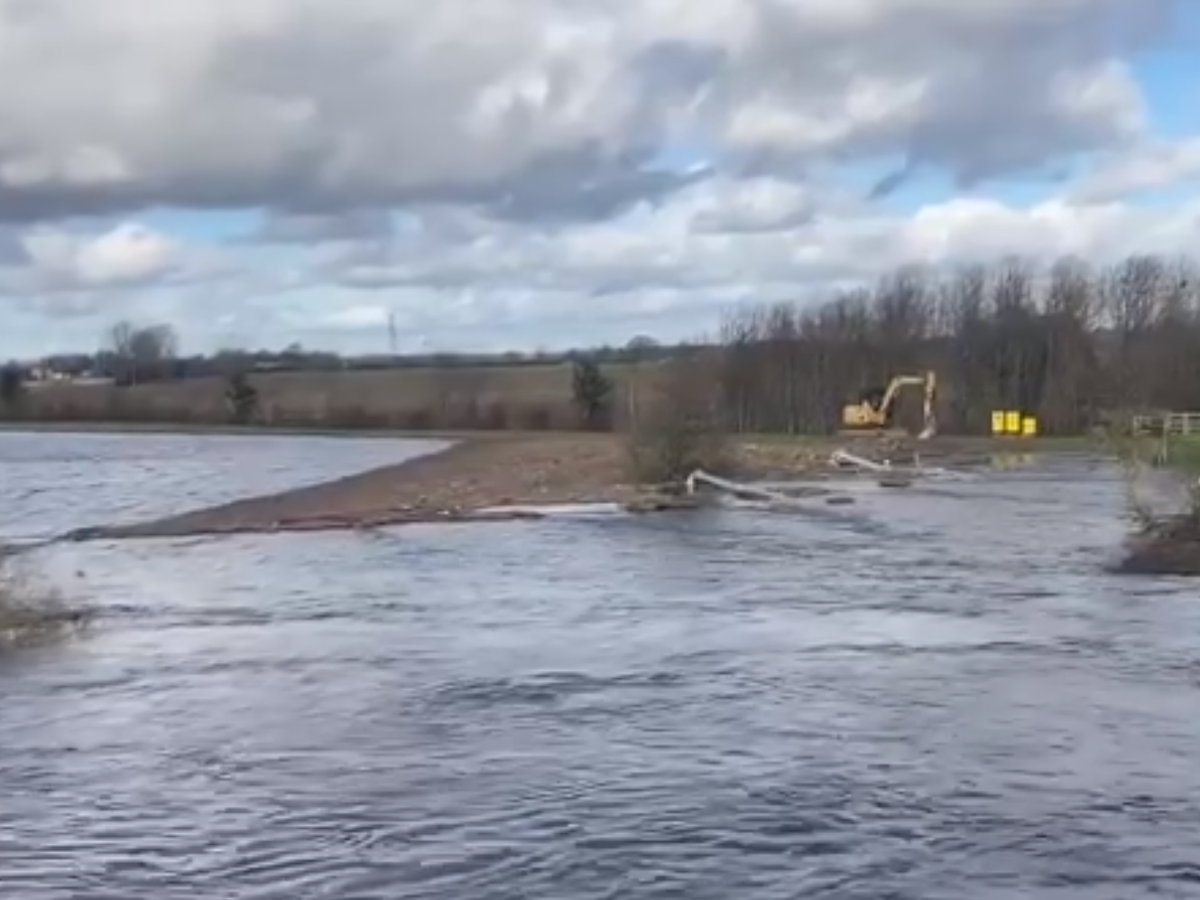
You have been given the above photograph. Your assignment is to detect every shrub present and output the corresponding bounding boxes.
[571,357,613,430]
[225,372,260,424]
[0,555,89,649]
[623,358,732,485]
[0,364,25,412]
[1108,430,1200,575]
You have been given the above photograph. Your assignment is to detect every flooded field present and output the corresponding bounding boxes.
[0,430,449,539]
[2,432,1199,899]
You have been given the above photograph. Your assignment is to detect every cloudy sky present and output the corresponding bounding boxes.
[1,0,1199,358]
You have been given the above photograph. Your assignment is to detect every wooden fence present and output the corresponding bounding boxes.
[1130,412,1200,437]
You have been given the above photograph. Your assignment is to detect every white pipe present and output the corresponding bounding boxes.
[830,449,893,472]
[687,469,791,503]
[829,448,973,481]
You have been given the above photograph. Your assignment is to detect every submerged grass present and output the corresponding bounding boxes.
[0,553,89,649]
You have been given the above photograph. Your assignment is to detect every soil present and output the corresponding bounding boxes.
[65,435,631,540]
[54,431,1083,542]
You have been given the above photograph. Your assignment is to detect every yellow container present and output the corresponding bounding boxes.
[991,411,1006,435]
[1004,411,1021,434]
[1021,416,1038,437]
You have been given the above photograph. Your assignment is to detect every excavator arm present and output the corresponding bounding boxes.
[877,375,926,419]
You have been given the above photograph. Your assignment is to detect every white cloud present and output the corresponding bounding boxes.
[22,222,179,287]
[319,304,392,330]
[0,0,1175,219]
[4,160,1200,355]
[172,178,1199,353]
[0,221,187,310]
[319,176,1200,292]
[0,0,1196,357]
[1069,137,1200,202]
[0,220,244,331]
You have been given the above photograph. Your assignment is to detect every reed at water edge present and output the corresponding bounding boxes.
[1107,432,1200,576]
[0,549,90,648]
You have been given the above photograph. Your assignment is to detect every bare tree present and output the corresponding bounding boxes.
[107,321,179,386]
[706,252,1200,438]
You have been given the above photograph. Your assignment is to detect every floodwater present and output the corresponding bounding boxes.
[0,431,450,539]
[2,433,1199,900]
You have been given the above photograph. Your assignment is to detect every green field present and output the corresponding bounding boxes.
[1163,437,1200,474]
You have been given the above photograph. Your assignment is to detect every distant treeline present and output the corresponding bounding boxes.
[710,254,1200,435]
[5,254,1200,436]
[11,330,679,385]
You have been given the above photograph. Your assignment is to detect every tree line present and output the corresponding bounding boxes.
[708,253,1200,436]
[4,253,1200,436]
[7,325,676,386]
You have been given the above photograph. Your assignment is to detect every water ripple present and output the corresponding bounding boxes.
[2,434,1200,898]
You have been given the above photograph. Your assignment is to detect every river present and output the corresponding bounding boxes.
[1,432,1198,899]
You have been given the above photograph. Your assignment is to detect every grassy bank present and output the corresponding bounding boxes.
[1160,436,1200,476]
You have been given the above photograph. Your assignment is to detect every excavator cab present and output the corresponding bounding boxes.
[857,386,891,419]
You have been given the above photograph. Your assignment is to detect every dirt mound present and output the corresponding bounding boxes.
[1115,514,1200,576]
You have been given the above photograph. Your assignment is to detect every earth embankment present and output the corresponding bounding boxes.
[59,433,1077,541]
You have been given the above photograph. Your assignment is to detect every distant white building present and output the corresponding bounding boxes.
[25,365,113,387]
[27,366,68,382]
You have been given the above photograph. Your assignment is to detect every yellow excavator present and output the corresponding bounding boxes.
[840,371,937,440]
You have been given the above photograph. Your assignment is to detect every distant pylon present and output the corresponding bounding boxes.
[388,312,398,355]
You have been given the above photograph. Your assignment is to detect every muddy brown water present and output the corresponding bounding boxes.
[2,432,1199,899]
